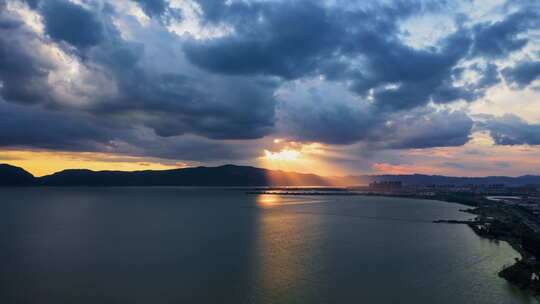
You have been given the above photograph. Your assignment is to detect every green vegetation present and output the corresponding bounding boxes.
[431,192,489,207]
[499,259,540,297]
[453,204,540,298]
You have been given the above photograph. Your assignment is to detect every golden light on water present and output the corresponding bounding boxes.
[253,194,316,299]
[256,194,281,206]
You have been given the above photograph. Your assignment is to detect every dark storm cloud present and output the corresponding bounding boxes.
[0,0,537,162]
[470,10,539,58]
[0,100,117,151]
[0,17,22,30]
[126,75,278,140]
[132,0,167,17]
[193,0,448,25]
[502,61,540,89]
[42,0,104,48]
[185,0,453,84]
[130,0,181,22]
[133,135,260,161]
[9,0,40,8]
[284,103,379,145]
[83,33,278,140]
[0,0,278,142]
[349,26,474,111]
[284,98,473,148]
[185,0,523,113]
[184,1,345,79]
[479,114,540,145]
[33,0,480,150]
[381,110,473,149]
[473,63,501,89]
[0,98,257,161]
[0,23,53,105]
[23,0,39,8]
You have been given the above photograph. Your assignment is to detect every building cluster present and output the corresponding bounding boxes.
[487,196,540,216]
[368,181,402,193]
[404,183,539,195]
[366,181,540,217]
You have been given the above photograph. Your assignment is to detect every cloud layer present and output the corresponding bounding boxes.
[0,0,539,174]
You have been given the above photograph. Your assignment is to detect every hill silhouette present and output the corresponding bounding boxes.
[1,163,539,187]
[36,164,331,186]
[0,164,36,186]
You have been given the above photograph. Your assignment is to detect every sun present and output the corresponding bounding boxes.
[263,149,301,161]
[258,141,351,178]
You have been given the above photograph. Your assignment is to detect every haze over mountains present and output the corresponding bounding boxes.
[1,164,540,187]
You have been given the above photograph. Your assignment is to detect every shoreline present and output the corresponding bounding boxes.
[452,206,540,300]
[247,190,540,300]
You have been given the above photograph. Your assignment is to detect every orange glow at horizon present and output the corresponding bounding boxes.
[258,140,353,183]
[0,150,187,177]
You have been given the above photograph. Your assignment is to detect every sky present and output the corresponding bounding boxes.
[0,0,539,177]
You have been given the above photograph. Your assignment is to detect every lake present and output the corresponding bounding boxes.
[0,187,535,303]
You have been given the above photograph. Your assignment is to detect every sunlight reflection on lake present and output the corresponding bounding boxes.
[0,188,534,304]
[253,196,324,302]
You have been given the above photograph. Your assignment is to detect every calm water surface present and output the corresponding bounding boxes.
[0,187,535,303]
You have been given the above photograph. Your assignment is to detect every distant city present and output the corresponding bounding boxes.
[364,181,540,216]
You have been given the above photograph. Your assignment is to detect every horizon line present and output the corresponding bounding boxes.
[2,163,538,179]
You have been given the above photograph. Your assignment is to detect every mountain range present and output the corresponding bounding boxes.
[1,163,540,187]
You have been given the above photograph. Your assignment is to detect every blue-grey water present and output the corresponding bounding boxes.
[0,187,535,303]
